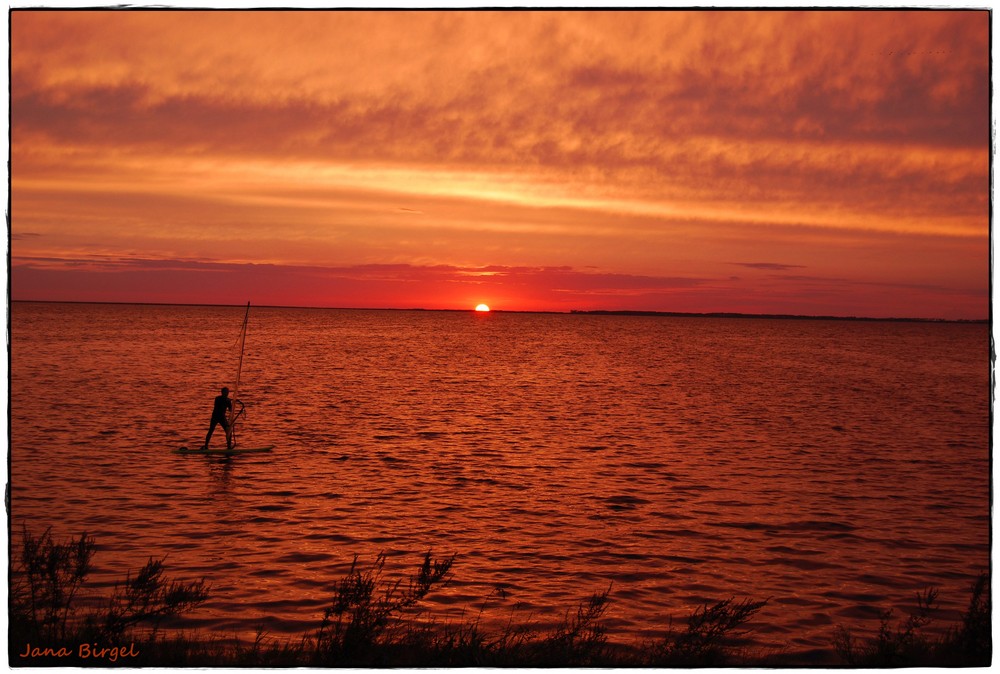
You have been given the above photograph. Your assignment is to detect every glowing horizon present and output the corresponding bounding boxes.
[10,9,990,320]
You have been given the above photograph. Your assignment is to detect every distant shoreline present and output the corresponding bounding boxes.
[8,299,988,324]
[567,309,989,324]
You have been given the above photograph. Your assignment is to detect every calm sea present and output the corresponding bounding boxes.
[9,302,991,662]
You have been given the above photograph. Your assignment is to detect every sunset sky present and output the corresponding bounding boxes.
[9,8,991,318]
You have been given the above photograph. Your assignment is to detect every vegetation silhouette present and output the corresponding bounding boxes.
[9,525,209,665]
[834,576,991,667]
[8,527,990,667]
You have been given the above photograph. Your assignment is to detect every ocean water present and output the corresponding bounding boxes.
[9,302,991,662]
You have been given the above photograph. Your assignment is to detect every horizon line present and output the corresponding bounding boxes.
[9,299,989,324]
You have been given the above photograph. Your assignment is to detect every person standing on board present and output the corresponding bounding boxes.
[203,387,233,450]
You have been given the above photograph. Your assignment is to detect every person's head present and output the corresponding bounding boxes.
[221,387,229,396]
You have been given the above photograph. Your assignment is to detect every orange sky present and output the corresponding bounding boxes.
[10,9,991,318]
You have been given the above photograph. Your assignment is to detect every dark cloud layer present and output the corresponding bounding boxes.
[734,262,807,272]
[12,257,985,320]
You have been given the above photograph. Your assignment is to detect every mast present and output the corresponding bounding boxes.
[229,302,250,445]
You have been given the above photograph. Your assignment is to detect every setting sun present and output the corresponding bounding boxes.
[475,304,491,312]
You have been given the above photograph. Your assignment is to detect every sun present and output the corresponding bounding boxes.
[475,304,491,312]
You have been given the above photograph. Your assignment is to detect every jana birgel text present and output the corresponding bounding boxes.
[19,642,139,662]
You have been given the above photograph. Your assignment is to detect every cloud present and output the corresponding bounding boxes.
[12,256,986,320]
[765,273,969,296]
[13,12,988,164]
[733,262,807,271]
[11,256,713,308]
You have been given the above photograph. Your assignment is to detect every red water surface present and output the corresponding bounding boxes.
[9,302,990,662]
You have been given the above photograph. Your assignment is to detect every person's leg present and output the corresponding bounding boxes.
[223,419,232,450]
[204,419,218,449]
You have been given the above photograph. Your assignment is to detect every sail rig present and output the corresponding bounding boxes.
[228,302,250,447]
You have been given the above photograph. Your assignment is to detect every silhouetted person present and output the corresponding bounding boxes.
[203,387,233,450]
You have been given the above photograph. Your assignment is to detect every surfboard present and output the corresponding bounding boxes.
[175,445,274,455]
